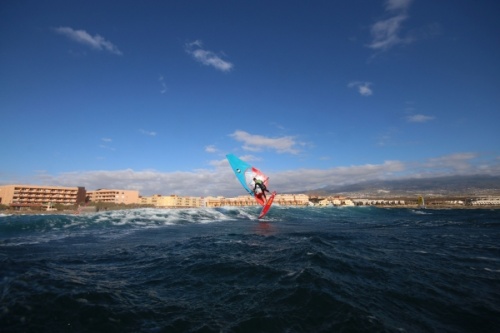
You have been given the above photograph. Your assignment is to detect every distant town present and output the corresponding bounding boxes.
[1,183,499,214]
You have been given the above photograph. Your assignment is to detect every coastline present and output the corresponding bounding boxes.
[2,204,500,216]
[377,204,500,210]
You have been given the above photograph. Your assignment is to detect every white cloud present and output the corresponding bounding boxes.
[406,114,435,123]
[99,137,115,150]
[229,130,303,154]
[158,75,167,94]
[422,153,479,174]
[99,145,115,151]
[367,0,413,51]
[38,168,237,197]
[377,133,393,147]
[140,129,157,136]
[205,145,217,153]
[274,160,407,192]
[31,152,500,197]
[54,27,122,55]
[368,15,410,51]
[385,0,412,12]
[185,40,233,72]
[348,81,373,96]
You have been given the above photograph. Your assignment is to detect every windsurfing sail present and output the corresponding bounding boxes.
[226,154,271,206]
[417,195,426,209]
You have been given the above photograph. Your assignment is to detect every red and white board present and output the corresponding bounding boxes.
[258,191,276,219]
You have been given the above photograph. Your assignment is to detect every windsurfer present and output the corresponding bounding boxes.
[253,177,271,202]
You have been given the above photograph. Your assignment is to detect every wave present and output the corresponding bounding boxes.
[2,206,499,332]
[0,207,256,245]
[2,206,499,247]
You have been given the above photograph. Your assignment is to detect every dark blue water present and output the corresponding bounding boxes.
[1,206,499,332]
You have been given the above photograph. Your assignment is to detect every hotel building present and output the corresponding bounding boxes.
[139,194,202,208]
[139,194,310,208]
[203,193,310,207]
[203,195,259,207]
[0,184,86,209]
[0,183,313,210]
[86,189,139,205]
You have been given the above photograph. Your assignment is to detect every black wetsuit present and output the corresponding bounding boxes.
[254,179,269,194]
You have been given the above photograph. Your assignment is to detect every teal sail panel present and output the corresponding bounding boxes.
[226,154,253,195]
[226,154,269,197]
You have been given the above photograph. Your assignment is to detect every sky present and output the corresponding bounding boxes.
[1,0,499,197]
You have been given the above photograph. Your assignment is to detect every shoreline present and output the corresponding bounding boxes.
[2,204,500,216]
[377,205,500,209]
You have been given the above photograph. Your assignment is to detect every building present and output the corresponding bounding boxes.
[0,184,86,209]
[204,195,261,207]
[203,193,310,207]
[470,197,500,206]
[139,194,202,208]
[274,194,310,206]
[86,189,139,205]
[352,199,406,206]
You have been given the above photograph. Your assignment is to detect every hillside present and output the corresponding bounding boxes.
[306,175,500,197]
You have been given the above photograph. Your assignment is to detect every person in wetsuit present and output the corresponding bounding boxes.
[253,177,271,202]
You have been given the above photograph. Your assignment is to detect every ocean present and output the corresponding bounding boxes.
[1,206,499,333]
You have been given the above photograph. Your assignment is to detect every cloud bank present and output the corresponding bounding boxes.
[31,152,500,197]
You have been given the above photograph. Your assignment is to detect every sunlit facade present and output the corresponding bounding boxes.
[202,194,310,207]
[139,194,202,208]
[86,189,139,205]
[0,184,86,209]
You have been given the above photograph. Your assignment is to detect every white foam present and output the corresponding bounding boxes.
[412,210,432,215]
[83,207,248,227]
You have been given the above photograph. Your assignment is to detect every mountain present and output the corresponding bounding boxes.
[306,175,500,197]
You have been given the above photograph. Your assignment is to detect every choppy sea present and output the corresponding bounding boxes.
[1,206,499,333]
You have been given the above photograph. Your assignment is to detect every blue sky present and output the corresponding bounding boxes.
[1,0,499,197]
